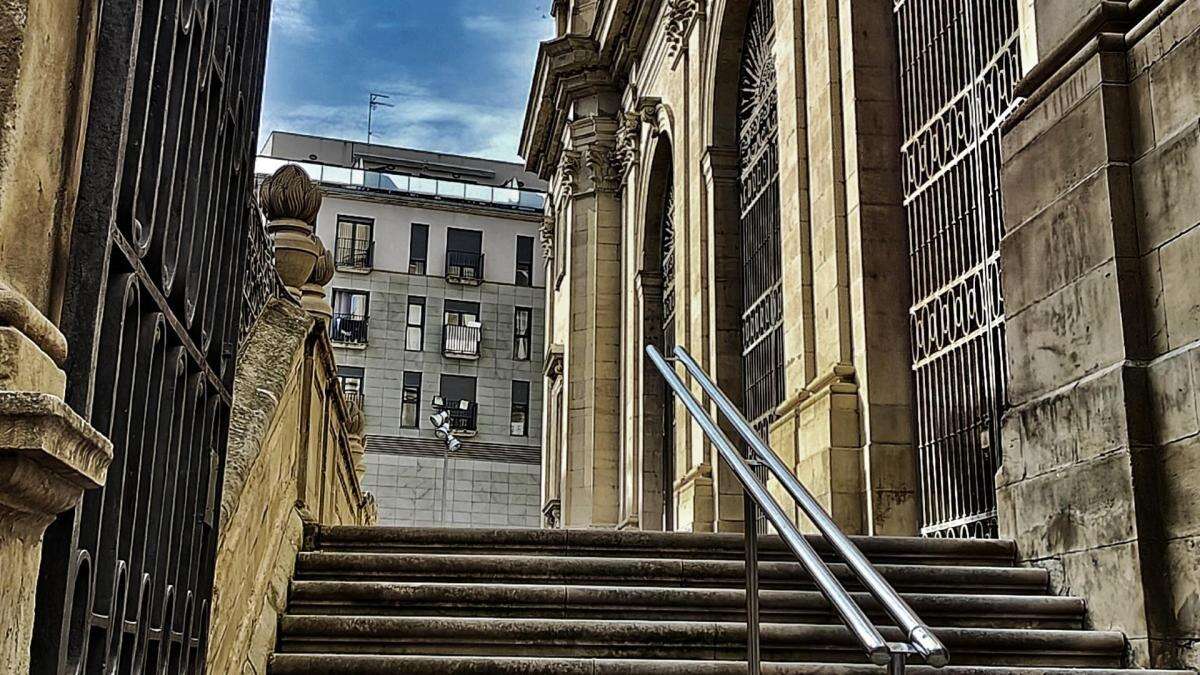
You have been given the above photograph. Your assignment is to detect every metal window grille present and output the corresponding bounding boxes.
[737,0,785,442]
[895,0,1021,538]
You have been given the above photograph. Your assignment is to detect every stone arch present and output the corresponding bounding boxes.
[635,131,676,531]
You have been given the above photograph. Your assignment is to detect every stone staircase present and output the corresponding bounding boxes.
[268,527,1184,674]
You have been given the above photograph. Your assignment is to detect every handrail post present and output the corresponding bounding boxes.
[744,492,761,675]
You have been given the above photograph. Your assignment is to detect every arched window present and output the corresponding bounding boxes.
[736,0,785,438]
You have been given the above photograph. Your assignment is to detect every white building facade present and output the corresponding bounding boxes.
[260,132,548,527]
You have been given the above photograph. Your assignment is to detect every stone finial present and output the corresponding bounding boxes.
[260,164,324,299]
[258,164,322,225]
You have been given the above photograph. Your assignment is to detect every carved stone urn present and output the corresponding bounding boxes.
[259,164,323,298]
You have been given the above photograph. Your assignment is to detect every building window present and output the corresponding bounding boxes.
[513,307,532,361]
[400,371,422,429]
[405,296,425,351]
[337,366,364,409]
[516,235,534,286]
[511,380,530,437]
[409,223,429,274]
[435,374,478,434]
[446,227,484,283]
[443,300,482,359]
[331,289,369,344]
[335,216,374,270]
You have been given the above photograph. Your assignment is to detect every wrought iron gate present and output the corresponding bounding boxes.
[32,0,279,672]
[895,0,1021,538]
[660,168,677,530]
[737,0,785,440]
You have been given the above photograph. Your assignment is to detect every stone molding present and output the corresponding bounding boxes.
[519,35,606,179]
[613,98,664,178]
[0,392,113,532]
[539,203,556,261]
[0,284,69,368]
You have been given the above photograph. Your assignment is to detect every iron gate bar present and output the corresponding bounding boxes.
[737,0,785,441]
[895,0,1020,539]
[33,0,278,672]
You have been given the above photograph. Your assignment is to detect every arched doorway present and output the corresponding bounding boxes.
[736,0,785,439]
[640,137,676,531]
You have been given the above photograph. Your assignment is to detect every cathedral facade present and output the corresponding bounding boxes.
[522,0,1200,667]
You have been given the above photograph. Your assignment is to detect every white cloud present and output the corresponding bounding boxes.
[271,0,317,40]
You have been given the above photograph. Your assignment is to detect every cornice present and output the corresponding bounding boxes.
[519,35,607,179]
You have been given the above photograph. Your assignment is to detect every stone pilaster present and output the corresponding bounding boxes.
[560,113,625,528]
[998,1,1200,667]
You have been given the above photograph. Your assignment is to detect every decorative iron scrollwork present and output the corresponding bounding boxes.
[895,0,1021,539]
[34,0,280,671]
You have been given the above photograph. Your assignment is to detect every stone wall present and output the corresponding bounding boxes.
[998,0,1200,668]
[206,298,374,675]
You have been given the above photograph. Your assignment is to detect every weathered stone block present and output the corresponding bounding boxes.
[1008,451,1138,560]
[1161,433,1200,539]
[1149,28,1200,143]
[1157,220,1200,348]
[1164,536,1200,638]
[1005,261,1129,404]
[1148,349,1200,446]
[1002,86,1113,229]
[1001,167,1130,315]
[1061,541,1150,638]
[1128,118,1195,252]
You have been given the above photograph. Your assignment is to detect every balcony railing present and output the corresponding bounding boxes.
[446,250,484,284]
[442,323,482,359]
[343,389,364,411]
[335,237,374,270]
[255,156,546,213]
[433,397,478,435]
[331,313,369,345]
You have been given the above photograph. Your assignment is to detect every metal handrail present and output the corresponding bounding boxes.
[646,344,948,674]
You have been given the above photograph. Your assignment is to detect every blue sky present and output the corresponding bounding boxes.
[260,1,556,162]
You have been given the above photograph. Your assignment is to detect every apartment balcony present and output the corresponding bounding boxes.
[331,313,369,346]
[442,323,482,360]
[335,237,374,271]
[433,396,478,436]
[445,250,484,285]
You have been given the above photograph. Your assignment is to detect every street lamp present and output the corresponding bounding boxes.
[431,409,461,525]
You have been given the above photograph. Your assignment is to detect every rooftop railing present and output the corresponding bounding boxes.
[255,156,546,212]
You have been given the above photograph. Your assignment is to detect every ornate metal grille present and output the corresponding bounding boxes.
[737,0,785,439]
[660,168,677,530]
[32,1,278,672]
[895,0,1021,538]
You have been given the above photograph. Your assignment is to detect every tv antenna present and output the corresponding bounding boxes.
[367,92,393,144]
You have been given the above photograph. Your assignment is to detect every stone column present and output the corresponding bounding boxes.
[344,394,366,482]
[999,1,1200,667]
[0,1,114,669]
[560,112,625,528]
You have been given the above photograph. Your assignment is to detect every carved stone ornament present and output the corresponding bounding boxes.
[612,111,643,177]
[258,164,322,226]
[260,164,324,297]
[559,150,582,199]
[665,0,704,60]
[584,143,622,192]
[540,210,556,260]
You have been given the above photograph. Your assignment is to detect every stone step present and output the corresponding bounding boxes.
[274,616,1126,667]
[294,552,1050,595]
[287,581,1086,629]
[269,654,1191,675]
[314,526,1016,567]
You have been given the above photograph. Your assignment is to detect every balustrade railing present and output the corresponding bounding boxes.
[335,237,374,270]
[255,156,545,212]
[446,250,485,284]
[331,313,370,345]
[442,323,482,359]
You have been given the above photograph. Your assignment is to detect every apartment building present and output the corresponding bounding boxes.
[259,131,547,527]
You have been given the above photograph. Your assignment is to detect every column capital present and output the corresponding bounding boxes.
[701,146,740,186]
